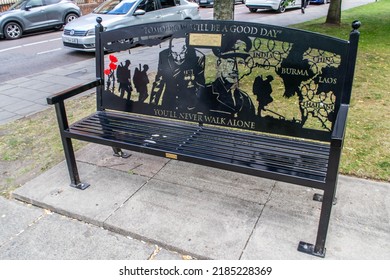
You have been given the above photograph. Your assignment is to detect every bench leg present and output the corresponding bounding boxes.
[313,193,337,205]
[62,137,90,190]
[55,102,89,190]
[298,144,342,257]
[298,183,337,258]
[112,147,131,158]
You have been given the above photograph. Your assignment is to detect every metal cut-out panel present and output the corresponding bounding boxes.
[98,20,349,141]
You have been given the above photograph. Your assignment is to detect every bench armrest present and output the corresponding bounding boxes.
[331,104,349,147]
[46,79,103,105]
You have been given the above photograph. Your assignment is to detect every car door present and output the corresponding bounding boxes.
[21,0,49,30]
[43,0,63,26]
[158,0,184,21]
[133,0,163,25]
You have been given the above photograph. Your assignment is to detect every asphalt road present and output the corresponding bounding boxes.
[0,4,293,83]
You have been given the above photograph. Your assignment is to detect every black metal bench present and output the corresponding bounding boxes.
[47,18,360,257]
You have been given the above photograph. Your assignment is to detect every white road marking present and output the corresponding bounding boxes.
[0,37,62,53]
[0,46,22,53]
[37,48,62,55]
[23,41,49,47]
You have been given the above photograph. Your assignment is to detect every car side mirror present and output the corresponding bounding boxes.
[25,5,32,11]
[133,9,146,16]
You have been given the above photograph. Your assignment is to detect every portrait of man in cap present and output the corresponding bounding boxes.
[204,34,256,120]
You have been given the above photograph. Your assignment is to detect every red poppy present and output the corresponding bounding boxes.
[104,69,111,75]
[109,62,117,70]
[109,55,118,63]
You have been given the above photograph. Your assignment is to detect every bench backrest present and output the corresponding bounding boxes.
[95,19,360,142]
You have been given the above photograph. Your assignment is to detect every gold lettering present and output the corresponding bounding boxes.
[281,68,309,76]
[153,109,177,118]
[312,56,335,63]
[319,77,337,84]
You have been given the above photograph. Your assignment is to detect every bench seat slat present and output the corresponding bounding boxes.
[67,111,329,183]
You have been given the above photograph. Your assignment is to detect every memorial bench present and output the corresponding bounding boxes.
[47,18,360,257]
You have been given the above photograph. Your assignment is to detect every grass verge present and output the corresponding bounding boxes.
[292,0,390,180]
[0,94,95,198]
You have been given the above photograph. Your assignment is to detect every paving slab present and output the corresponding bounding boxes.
[12,161,148,227]
[0,83,15,91]
[0,95,20,107]
[241,176,390,259]
[2,99,36,111]
[240,183,322,260]
[10,88,47,102]
[154,160,275,204]
[76,144,170,178]
[324,176,390,259]
[104,179,264,260]
[15,103,47,115]
[16,79,53,91]
[0,111,16,124]
[0,212,156,260]
[0,197,45,247]
[331,176,390,230]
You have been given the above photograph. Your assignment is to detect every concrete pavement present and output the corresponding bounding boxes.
[1,143,390,259]
[1,0,388,261]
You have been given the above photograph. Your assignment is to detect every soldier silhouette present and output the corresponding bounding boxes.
[133,64,149,103]
[117,59,133,101]
[253,75,274,117]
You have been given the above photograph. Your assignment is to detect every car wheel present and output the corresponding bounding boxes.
[4,22,22,39]
[278,1,286,13]
[249,8,257,13]
[65,13,79,24]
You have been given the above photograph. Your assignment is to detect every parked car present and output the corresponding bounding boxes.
[310,0,330,4]
[62,0,201,52]
[198,0,245,8]
[0,0,81,40]
[246,0,301,13]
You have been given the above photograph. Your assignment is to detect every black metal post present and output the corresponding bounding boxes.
[342,20,361,105]
[298,139,343,257]
[95,17,104,111]
[54,101,89,190]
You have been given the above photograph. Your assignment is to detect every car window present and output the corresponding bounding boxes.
[94,0,137,15]
[137,0,159,12]
[160,0,176,8]
[27,0,44,7]
[45,0,61,5]
[9,0,25,9]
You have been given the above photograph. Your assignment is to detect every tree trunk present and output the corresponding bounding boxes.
[213,0,234,20]
[326,0,342,25]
